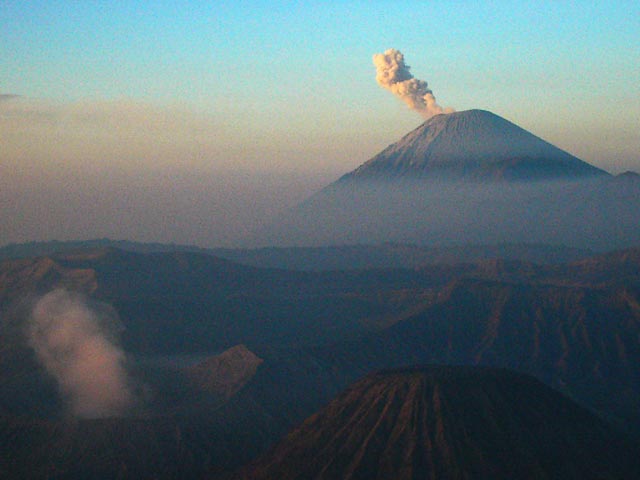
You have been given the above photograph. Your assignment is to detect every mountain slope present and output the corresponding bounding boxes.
[342,110,607,181]
[186,344,263,399]
[224,273,640,452]
[236,367,639,480]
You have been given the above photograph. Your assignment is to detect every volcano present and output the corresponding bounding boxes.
[236,366,640,480]
[342,109,607,182]
[257,110,640,250]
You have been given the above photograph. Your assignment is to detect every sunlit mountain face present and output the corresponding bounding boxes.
[342,109,607,181]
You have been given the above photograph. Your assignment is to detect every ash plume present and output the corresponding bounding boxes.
[373,48,452,118]
[28,289,135,418]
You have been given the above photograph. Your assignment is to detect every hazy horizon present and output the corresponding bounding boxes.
[2,1,638,248]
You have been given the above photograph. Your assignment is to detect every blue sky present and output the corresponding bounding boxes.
[1,1,639,246]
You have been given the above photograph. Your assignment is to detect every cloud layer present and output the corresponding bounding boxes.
[0,97,331,247]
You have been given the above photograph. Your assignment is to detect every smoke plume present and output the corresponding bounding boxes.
[28,289,135,418]
[373,48,452,119]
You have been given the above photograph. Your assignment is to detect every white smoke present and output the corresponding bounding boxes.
[28,289,135,418]
[373,48,453,119]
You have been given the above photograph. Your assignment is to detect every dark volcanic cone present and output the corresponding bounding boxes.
[237,366,639,480]
[187,344,263,399]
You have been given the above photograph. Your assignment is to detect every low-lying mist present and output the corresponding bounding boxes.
[257,176,640,251]
[0,96,358,248]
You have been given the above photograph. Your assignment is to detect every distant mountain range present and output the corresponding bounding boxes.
[0,238,594,270]
[256,110,640,250]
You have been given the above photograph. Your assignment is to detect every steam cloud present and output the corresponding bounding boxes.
[373,48,452,119]
[28,289,135,418]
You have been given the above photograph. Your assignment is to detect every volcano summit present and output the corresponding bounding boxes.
[258,110,640,250]
[343,110,606,182]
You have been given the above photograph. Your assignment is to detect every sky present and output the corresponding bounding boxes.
[1,1,639,248]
